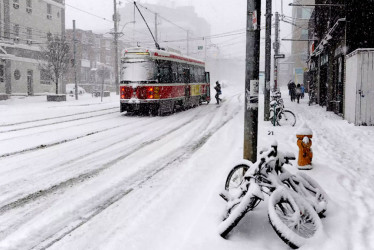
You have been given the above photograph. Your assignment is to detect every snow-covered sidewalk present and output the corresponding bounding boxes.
[257,91,374,250]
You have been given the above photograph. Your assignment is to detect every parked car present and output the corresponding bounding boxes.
[66,84,86,95]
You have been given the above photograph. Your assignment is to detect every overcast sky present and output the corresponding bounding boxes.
[65,0,295,57]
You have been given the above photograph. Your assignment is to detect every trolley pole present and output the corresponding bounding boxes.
[73,20,78,100]
[204,37,207,62]
[187,30,190,56]
[243,0,261,162]
[155,13,158,43]
[264,0,272,121]
[274,12,280,91]
[113,0,120,95]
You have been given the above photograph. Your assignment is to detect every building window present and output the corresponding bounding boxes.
[13,24,20,38]
[47,3,51,14]
[26,0,32,13]
[40,69,51,85]
[82,50,89,60]
[47,4,52,19]
[14,69,21,80]
[0,65,4,83]
[106,56,111,64]
[95,38,101,48]
[301,29,308,40]
[27,28,32,40]
[13,0,19,9]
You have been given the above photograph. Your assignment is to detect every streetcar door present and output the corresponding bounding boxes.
[205,72,210,84]
[205,72,211,99]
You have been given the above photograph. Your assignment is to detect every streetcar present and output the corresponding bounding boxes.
[119,47,211,115]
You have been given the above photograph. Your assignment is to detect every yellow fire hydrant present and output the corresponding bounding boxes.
[296,124,313,170]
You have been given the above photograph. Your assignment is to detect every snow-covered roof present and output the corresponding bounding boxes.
[122,47,205,66]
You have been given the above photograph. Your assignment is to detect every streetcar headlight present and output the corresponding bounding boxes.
[120,86,125,99]
[147,87,154,99]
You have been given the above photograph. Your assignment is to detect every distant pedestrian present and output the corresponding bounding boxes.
[289,81,296,102]
[214,81,222,104]
[301,84,305,99]
[296,83,302,103]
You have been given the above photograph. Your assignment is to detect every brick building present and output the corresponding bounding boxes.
[64,29,129,93]
[0,0,65,97]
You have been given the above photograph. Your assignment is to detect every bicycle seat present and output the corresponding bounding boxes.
[282,151,296,163]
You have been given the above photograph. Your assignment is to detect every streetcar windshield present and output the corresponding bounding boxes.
[121,58,156,83]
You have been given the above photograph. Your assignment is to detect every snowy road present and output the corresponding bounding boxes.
[0,87,373,250]
[0,93,243,249]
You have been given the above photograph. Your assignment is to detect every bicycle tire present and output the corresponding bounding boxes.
[277,110,296,127]
[293,172,328,216]
[268,189,322,249]
[225,164,249,192]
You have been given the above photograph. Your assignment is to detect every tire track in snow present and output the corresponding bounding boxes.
[0,110,119,134]
[30,98,241,250]
[0,107,118,127]
[0,118,154,214]
[0,113,124,143]
[0,115,197,216]
[0,117,127,159]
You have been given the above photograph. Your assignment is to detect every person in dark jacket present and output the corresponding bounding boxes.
[296,83,302,103]
[214,81,222,104]
[289,81,296,102]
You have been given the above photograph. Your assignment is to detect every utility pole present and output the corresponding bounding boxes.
[113,0,120,95]
[264,0,272,121]
[243,0,261,162]
[204,37,207,62]
[73,20,78,100]
[274,12,280,91]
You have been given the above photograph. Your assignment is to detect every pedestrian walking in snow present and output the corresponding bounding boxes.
[214,81,222,104]
[289,81,296,102]
[296,83,302,103]
[301,84,305,99]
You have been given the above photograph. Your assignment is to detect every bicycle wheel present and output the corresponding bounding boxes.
[277,110,296,126]
[293,172,328,216]
[225,164,249,193]
[268,189,322,249]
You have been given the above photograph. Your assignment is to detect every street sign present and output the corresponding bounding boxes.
[274,54,285,59]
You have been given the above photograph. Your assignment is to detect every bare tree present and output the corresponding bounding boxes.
[40,33,70,94]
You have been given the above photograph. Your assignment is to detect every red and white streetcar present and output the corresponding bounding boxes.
[119,47,211,115]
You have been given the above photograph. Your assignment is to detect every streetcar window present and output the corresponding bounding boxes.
[177,63,184,83]
[157,67,172,83]
[156,61,172,83]
[121,59,156,83]
[171,62,178,83]
[190,66,195,83]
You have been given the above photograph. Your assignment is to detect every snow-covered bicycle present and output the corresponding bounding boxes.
[219,142,327,249]
[270,95,296,126]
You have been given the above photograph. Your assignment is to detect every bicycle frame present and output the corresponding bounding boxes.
[270,100,284,126]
